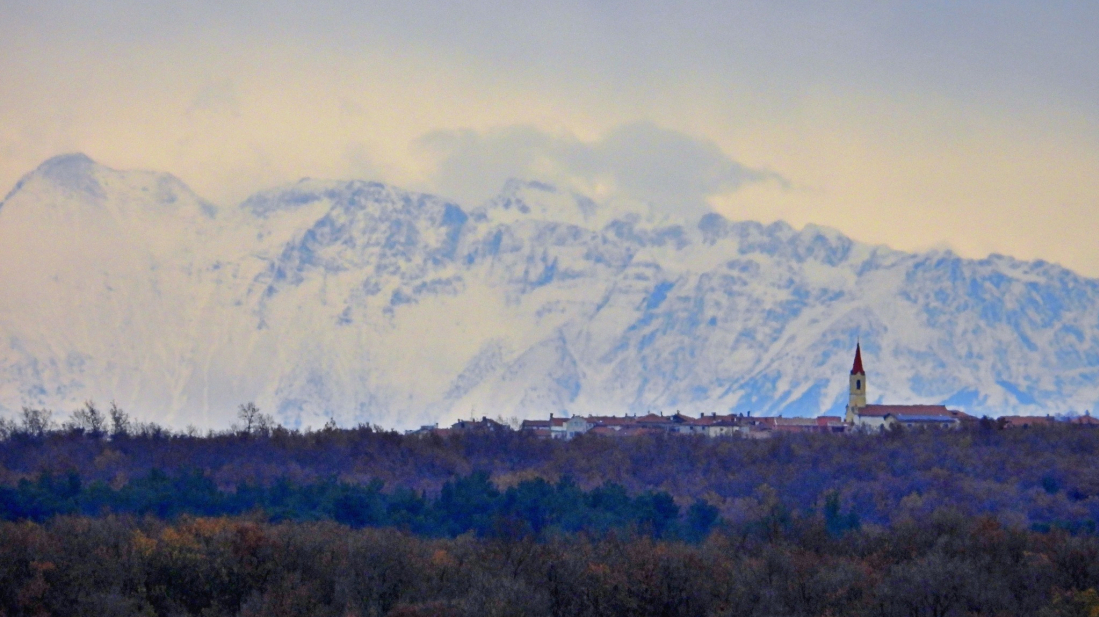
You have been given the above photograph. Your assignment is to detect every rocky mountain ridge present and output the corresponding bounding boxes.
[1,154,1096,429]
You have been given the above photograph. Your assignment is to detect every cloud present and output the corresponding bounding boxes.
[187,80,240,118]
[417,122,781,219]
[3,2,1099,275]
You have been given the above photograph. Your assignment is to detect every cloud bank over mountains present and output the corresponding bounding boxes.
[2,155,1098,429]
[418,122,782,219]
[3,3,1098,276]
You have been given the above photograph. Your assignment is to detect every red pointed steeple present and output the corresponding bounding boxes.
[851,343,865,375]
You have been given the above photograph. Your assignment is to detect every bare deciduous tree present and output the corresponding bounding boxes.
[0,416,14,440]
[20,407,54,436]
[109,401,131,437]
[68,400,108,437]
[237,402,274,435]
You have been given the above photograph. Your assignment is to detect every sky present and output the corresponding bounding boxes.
[2,1,1099,274]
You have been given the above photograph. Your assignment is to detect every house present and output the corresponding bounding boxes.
[772,417,815,433]
[519,419,552,438]
[548,416,567,439]
[664,412,705,435]
[770,416,847,434]
[741,418,776,438]
[1070,412,1099,427]
[405,423,439,435]
[613,426,667,438]
[769,417,848,434]
[1000,415,1057,429]
[635,413,676,431]
[451,416,509,432]
[686,413,740,437]
[817,416,847,433]
[844,343,969,431]
[704,419,740,437]
[999,413,1098,429]
[561,415,591,439]
[586,415,638,432]
[525,414,591,440]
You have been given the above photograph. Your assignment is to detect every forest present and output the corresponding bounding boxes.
[2,404,1099,616]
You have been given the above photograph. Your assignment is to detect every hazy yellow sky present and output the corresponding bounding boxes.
[2,2,1098,274]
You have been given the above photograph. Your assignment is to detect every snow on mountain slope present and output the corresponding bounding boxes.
[2,155,1099,429]
[0,154,232,425]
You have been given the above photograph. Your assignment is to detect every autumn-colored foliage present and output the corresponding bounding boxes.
[0,512,1095,616]
[4,421,1099,531]
[2,416,1099,614]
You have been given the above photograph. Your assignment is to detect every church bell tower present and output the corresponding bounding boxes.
[845,343,867,423]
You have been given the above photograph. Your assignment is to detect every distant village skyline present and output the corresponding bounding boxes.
[412,345,1099,439]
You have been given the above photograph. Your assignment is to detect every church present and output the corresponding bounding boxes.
[844,343,970,430]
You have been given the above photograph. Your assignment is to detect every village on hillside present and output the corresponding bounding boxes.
[409,344,1099,439]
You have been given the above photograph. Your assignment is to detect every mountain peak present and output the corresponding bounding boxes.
[39,152,96,168]
[241,179,402,218]
[2,153,105,206]
[30,153,104,198]
[36,152,100,179]
[4,158,1098,425]
[478,178,602,229]
[1,154,223,227]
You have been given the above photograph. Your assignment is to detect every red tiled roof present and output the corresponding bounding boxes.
[686,417,716,426]
[774,417,818,426]
[1001,415,1056,427]
[858,405,958,418]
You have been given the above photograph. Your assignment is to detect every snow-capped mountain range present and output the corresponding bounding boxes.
[2,154,1097,429]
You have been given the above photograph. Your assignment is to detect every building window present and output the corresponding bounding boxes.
[856,380,861,390]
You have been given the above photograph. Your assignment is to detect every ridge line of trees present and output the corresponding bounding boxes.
[0,467,724,542]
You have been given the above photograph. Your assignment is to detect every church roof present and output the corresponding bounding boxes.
[891,415,961,424]
[851,343,864,375]
[858,404,959,418]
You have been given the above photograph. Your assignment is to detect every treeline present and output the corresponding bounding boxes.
[3,511,1099,616]
[0,468,720,541]
[3,403,1099,532]
[5,404,1099,615]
